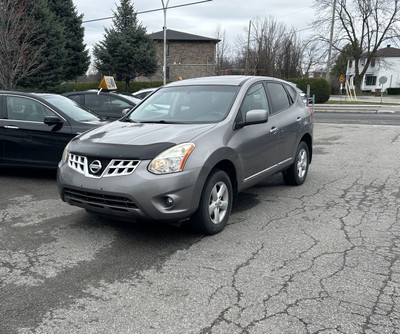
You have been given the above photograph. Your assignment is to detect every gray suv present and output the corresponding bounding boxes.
[57,76,313,234]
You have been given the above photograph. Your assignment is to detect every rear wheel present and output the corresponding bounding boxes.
[283,141,309,186]
[190,170,233,235]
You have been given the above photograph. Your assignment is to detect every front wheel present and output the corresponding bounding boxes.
[190,170,233,235]
[283,141,309,186]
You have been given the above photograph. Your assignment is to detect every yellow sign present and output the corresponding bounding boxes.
[98,76,117,90]
[339,76,344,84]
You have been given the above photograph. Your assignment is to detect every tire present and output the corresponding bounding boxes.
[190,170,233,235]
[283,141,309,186]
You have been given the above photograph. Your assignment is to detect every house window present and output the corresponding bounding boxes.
[166,66,170,80]
[371,59,375,68]
[365,76,377,86]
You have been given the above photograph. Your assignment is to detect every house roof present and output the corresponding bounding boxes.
[374,46,400,58]
[149,29,220,43]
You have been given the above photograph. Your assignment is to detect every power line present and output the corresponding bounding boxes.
[82,0,212,24]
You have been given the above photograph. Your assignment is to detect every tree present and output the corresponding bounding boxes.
[238,17,303,78]
[47,0,90,81]
[331,44,354,78]
[21,0,67,90]
[313,0,400,92]
[0,0,46,89]
[93,0,157,88]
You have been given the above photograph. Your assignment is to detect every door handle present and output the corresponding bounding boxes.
[270,127,278,134]
[4,125,19,129]
[296,117,302,122]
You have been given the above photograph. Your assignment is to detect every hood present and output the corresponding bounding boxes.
[70,120,216,160]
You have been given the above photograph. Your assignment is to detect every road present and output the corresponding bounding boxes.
[1,121,400,333]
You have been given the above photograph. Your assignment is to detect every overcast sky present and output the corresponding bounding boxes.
[73,0,316,53]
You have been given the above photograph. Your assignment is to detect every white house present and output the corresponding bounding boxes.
[346,45,400,92]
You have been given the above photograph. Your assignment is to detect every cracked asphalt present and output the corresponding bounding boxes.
[1,123,399,334]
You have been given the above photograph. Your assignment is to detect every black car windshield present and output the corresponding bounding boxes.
[43,95,100,121]
[126,85,239,123]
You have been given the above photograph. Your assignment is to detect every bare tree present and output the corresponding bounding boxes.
[0,0,46,89]
[241,17,303,78]
[214,25,232,75]
[313,0,400,91]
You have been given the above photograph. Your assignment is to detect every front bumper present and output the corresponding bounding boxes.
[57,160,203,222]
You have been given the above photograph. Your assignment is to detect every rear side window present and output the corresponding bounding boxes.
[266,82,291,113]
[6,96,55,122]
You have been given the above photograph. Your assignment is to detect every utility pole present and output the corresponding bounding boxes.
[245,20,251,76]
[326,0,337,82]
[161,0,169,85]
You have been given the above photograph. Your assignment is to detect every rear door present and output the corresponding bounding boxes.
[2,95,74,167]
[265,82,300,166]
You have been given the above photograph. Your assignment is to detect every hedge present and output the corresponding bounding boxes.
[287,78,330,104]
[387,87,400,95]
[53,81,164,94]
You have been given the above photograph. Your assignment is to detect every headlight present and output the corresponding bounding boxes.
[61,142,71,163]
[148,143,195,174]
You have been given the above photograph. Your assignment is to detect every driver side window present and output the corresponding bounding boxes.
[238,83,269,123]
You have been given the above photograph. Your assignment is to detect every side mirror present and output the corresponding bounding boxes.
[44,116,63,126]
[121,107,132,117]
[245,109,268,124]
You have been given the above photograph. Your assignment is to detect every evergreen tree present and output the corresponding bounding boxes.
[47,0,90,81]
[22,0,67,90]
[93,0,158,88]
[331,44,353,78]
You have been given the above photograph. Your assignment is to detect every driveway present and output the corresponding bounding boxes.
[1,123,399,333]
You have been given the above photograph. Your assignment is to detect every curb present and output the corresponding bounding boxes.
[314,104,396,114]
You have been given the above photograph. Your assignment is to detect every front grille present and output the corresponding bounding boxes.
[68,153,140,178]
[105,159,140,176]
[63,187,137,212]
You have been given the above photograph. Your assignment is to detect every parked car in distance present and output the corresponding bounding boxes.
[63,90,141,120]
[0,91,106,168]
[132,87,158,99]
[58,76,313,235]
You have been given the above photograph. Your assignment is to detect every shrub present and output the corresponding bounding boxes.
[387,87,400,95]
[287,78,330,103]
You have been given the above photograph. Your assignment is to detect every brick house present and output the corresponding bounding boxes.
[146,29,220,82]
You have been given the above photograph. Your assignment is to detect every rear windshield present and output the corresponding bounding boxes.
[126,85,239,124]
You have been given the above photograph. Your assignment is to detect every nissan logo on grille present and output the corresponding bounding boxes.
[89,160,102,174]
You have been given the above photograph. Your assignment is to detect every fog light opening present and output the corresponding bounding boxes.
[164,196,174,207]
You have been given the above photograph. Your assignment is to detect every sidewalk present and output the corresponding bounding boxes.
[314,94,400,113]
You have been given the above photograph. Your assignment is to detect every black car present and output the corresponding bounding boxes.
[63,90,141,120]
[0,91,105,168]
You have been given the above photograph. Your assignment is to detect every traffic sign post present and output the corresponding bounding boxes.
[339,76,344,100]
[379,76,387,104]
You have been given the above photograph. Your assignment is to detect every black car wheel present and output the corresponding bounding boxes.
[191,169,233,235]
[283,141,309,186]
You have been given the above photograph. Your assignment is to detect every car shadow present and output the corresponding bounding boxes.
[0,166,57,180]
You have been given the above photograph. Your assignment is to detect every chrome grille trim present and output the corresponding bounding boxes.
[67,153,140,178]
[68,153,86,174]
[104,159,140,177]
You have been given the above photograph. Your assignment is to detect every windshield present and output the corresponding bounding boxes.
[126,85,239,123]
[43,95,100,122]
